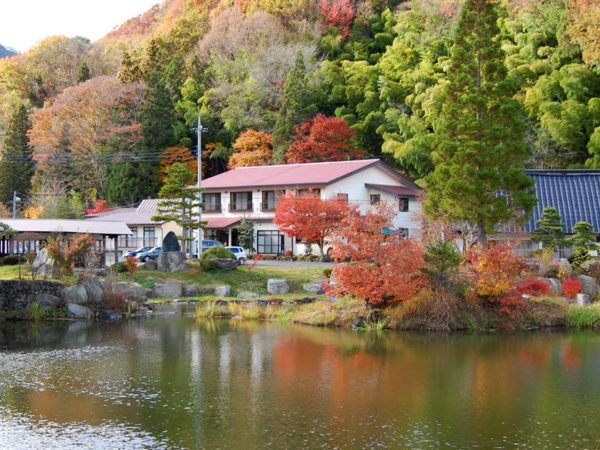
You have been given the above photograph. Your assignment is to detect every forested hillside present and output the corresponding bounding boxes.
[0,0,598,219]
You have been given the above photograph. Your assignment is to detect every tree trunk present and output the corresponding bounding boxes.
[476,222,488,247]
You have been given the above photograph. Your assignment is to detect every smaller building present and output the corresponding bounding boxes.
[497,169,600,254]
[88,199,182,254]
[0,219,131,266]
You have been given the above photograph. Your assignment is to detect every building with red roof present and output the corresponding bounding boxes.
[200,159,422,255]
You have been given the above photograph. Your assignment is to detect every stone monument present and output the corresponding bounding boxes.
[31,247,59,279]
[156,231,187,272]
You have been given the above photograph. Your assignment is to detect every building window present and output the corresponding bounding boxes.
[130,227,138,247]
[203,193,222,212]
[397,228,409,238]
[230,192,253,212]
[257,230,284,255]
[398,197,409,212]
[370,194,380,205]
[336,193,348,203]
[143,227,156,247]
[261,190,282,211]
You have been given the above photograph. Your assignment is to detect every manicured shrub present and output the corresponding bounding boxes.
[517,277,551,296]
[562,278,582,299]
[0,255,26,265]
[200,246,236,271]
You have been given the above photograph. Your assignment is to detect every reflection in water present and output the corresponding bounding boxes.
[1,318,600,448]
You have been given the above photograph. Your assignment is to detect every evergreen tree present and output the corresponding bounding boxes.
[106,161,157,206]
[77,62,91,83]
[567,221,597,252]
[272,52,317,162]
[118,51,142,83]
[152,163,203,254]
[237,219,255,252]
[425,0,535,245]
[0,105,34,207]
[532,207,565,250]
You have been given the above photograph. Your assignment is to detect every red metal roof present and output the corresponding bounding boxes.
[365,184,420,197]
[201,159,381,190]
[205,217,241,229]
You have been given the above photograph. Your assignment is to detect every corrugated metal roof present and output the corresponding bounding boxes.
[201,159,382,190]
[524,170,600,234]
[88,208,161,225]
[0,219,131,236]
[136,199,161,213]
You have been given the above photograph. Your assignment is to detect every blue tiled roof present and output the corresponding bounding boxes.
[524,170,600,234]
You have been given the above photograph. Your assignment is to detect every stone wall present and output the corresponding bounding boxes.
[0,280,65,311]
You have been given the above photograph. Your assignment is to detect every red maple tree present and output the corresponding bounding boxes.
[85,199,109,215]
[274,195,354,256]
[285,114,366,164]
[329,204,425,305]
[318,0,355,38]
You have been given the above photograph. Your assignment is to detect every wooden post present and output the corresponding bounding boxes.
[114,236,119,267]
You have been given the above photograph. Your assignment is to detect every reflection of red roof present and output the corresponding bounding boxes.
[365,183,420,197]
[205,217,241,229]
[202,159,382,190]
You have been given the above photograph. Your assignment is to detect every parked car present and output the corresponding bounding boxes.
[137,246,161,262]
[202,240,223,251]
[123,246,152,258]
[226,246,247,264]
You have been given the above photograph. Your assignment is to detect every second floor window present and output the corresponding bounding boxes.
[203,193,221,212]
[261,190,282,211]
[230,191,253,211]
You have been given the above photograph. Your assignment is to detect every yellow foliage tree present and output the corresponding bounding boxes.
[228,130,273,168]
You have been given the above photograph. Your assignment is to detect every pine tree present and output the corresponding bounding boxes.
[533,207,565,250]
[152,163,203,254]
[425,0,535,245]
[237,219,255,252]
[0,105,34,207]
[272,52,317,162]
[567,221,597,252]
[106,161,157,206]
[77,62,91,83]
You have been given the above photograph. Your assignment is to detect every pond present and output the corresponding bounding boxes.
[1,313,600,449]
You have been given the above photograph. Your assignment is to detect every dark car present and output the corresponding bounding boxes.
[123,246,153,258]
[137,246,162,262]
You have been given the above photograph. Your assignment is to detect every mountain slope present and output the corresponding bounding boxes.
[0,44,16,58]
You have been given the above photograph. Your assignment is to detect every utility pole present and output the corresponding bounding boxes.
[196,114,204,258]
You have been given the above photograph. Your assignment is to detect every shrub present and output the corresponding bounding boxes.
[111,261,128,273]
[467,243,526,298]
[423,240,461,283]
[563,278,582,299]
[517,277,551,296]
[497,296,527,319]
[388,288,462,332]
[124,256,138,279]
[569,247,592,272]
[200,246,236,271]
[323,268,332,278]
[0,255,26,265]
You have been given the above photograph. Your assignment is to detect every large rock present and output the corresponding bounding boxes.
[62,285,88,305]
[237,291,259,299]
[162,231,181,252]
[143,260,157,271]
[31,248,59,279]
[576,293,592,306]
[578,275,598,298]
[112,282,147,303]
[152,280,183,298]
[183,285,199,297]
[82,277,105,304]
[541,278,562,296]
[558,258,573,277]
[67,303,93,319]
[267,279,289,295]
[36,293,62,308]
[157,251,187,273]
[303,282,325,295]
[215,285,231,297]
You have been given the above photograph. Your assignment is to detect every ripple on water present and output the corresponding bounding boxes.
[0,407,171,450]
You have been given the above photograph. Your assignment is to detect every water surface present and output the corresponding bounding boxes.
[1,315,600,449]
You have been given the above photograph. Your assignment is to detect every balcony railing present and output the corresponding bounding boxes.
[204,203,222,213]
[229,202,254,212]
[261,202,277,212]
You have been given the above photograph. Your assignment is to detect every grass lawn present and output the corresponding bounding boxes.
[0,264,32,280]
[126,261,327,296]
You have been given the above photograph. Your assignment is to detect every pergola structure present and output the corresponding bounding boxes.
[0,219,131,267]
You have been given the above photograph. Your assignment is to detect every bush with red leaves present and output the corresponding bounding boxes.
[562,278,582,299]
[516,277,551,296]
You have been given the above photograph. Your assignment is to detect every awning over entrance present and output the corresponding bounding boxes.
[205,217,241,229]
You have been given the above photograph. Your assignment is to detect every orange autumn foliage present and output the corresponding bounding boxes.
[330,204,425,305]
[159,146,198,182]
[467,243,526,298]
[274,195,354,255]
[228,129,273,168]
[285,114,366,164]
